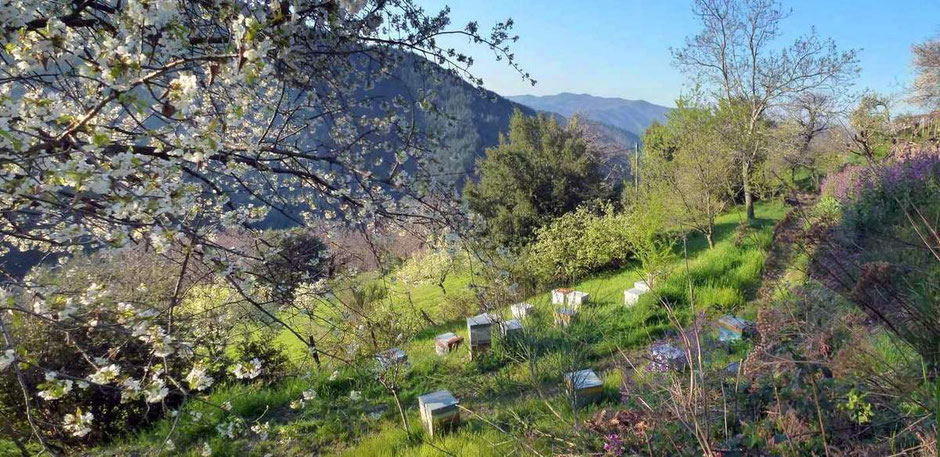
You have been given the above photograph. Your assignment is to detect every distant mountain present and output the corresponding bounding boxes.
[383,62,639,187]
[507,93,672,137]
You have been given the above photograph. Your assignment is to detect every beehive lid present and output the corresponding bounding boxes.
[502,319,523,331]
[565,369,603,390]
[418,390,458,412]
[435,332,461,344]
[553,288,574,294]
[718,315,752,333]
[378,347,406,359]
[625,287,646,297]
[569,290,588,297]
[467,313,494,327]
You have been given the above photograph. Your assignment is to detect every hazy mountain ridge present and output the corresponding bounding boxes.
[387,61,641,185]
[507,92,672,137]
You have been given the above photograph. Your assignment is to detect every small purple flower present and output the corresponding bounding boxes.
[604,433,624,456]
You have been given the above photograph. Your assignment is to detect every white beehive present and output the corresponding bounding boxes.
[418,390,460,436]
[500,319,523,337]
[510,302,535,320]
[551,288,572,305]
[634,280,652,292]
[467,313,494,357]
[624,287,647,306]
[566,290,590,308]
[553,307,577,327]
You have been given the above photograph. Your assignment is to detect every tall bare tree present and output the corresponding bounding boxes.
[672,0,858,220]
[782,91,842,186]
[911,37,940,110]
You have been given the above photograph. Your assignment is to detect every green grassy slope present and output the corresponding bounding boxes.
[98,201,786,457]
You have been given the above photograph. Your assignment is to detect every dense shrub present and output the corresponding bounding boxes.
[520,204,634,284]
[820,148,940,231]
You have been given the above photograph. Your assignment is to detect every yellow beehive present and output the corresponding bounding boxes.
[564,369,604,406]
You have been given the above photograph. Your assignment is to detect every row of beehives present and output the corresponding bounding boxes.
[374,303,537,374]
[378,289,756,436]
[377,311,757,374]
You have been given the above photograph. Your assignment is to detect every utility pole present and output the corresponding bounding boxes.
[633,142,639,192]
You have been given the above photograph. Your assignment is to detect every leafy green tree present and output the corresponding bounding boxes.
[642,99,735,248]
[465,111,611,246]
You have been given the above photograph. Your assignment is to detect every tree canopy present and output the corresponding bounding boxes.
[464,111,611,246]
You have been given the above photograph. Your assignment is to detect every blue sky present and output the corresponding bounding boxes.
[418,0,939,109]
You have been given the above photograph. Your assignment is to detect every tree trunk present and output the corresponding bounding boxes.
[307,335,321,368]
[742,160,755,220]
[705,231,714,249]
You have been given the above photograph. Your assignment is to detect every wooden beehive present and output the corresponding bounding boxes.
[567,290,590,308]
[375,348,408,370]
[433,332,463,356]
[717,315,754,342]
[564,369,604,406]
[510,302,534,320]
[418,390,460,436]
[467,313,494,357]
[634,280,652,292]
[553,307,577,327]
[551,288,573,305]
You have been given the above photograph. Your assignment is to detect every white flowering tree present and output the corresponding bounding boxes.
[0,0,529,451]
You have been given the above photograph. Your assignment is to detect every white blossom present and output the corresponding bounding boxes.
[232,358,262,380]
[0,349,14,372]
[87,364,121,384]
[185,364,214,391]
[38,375,73,401]
[144,379,169,403]
[63,409,94,437]
[251,421,270,440]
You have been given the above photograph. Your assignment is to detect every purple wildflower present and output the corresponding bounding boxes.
[604,433,624,456]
